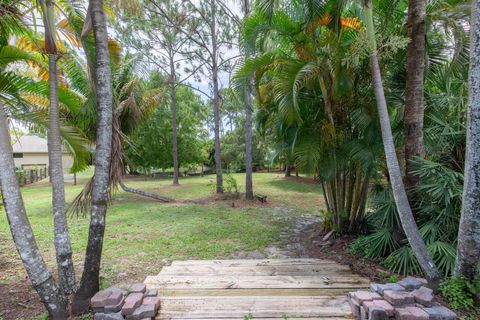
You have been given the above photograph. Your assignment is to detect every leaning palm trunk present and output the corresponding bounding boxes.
[363,0,440,288]
[404,0,426,192]
[39,0,76,295]
[0,105,68,319]
[454,0,480,281]
[69,106,174,215]
[72,0,114,313]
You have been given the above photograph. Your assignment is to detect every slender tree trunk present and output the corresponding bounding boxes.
[245,82,254,199]
[119,181,174,202]
[243,0,254,200]
[285,164,291,177]
[404,0,426,192]
[211,0,223,193]
[454,0,480,281]
[72,0,113,313]
[39,0,76,296]
[363,0,440,289]
[0,105,68,319]
[47,54,76,295]
[169,53,180,185]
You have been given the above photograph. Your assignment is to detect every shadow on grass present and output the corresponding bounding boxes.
[265,178,323,194]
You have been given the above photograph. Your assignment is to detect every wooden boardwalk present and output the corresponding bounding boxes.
[144,259,369,319]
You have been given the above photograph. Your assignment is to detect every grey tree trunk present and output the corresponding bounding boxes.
[363,0,440,289]
[454,0,480,281]
[169,53,180,185]
[245,85,254,200]
[243,0,254,200]
[0,104,68,319]
[404,0,426,192]
[211,0,223,193]
[47,54,76,295]
[72,0,113,314]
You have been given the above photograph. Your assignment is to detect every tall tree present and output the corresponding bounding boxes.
[0,105,68,318]
[242,0,254,200]
[362,0,441,288]
[72,0,114,313]
[118,0,199,185]
[404,0,427,192]
[454,0,480,282]
[38,0,76,295]
[162,0,237,193]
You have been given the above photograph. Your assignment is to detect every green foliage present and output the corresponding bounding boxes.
[440,276,480,310]
[125,84,209,172]
[223,173,239,193]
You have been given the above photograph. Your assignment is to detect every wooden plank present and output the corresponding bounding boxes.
[170,259,337,267]
[153,288,356,297]
[145,275,369,289]
[159,264,352,276]
[156,296,352,319]
[159,318,354,320]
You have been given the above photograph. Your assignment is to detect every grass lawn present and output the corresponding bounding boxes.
[0,171,325,289]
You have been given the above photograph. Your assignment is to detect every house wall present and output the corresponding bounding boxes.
[13,152,74,172]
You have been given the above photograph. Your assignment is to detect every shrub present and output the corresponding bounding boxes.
[224,173,238,193]
[440,276,480,310]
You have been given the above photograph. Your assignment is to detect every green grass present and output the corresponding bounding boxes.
[0,171,325,287]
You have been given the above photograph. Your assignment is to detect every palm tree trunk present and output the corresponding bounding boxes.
[47,54,76,295]
[0,104,67,319]
[363,0,440,289]
[243,0,254,200]
[39,0,76,295]
[169,53,180,185]
[211,0,223,193]
[454,0,480,281]
[245,81,254,199]
[404,0,426,192]
[72,0,113,313]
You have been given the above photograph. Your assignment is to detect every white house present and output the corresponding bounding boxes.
[11,135,74,173]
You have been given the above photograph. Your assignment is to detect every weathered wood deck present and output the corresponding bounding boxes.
[144,258,369,319]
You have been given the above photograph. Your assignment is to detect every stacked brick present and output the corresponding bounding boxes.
[348,277,457,320]
[91,283,160,320]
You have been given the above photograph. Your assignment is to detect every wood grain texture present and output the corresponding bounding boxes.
[145,259,367,319]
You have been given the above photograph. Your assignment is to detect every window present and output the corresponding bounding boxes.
[13,153,23,158]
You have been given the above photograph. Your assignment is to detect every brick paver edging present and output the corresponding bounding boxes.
[348,276,457,320]
[91,282,160,320]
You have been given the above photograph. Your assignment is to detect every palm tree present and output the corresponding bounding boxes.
[242,0,254,200]
[454,0,480,282]
[362,0,441,288]
[72,0,114,313]
[404,0,427,193]
[38,0,76,295]
[0,1,68,317]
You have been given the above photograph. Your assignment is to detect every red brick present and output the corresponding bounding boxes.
[105,290,124,306]
[91,290,112,308]
[143,297,160,309]
[384,290,414,306]
[363,299,395,317]
[350,290,382,305]
[348,297,361,318]
[129,283,146,293]
[405,307,429,320]
[122,292,144,315]
[395,307,429,320]
[412,286,434,306]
